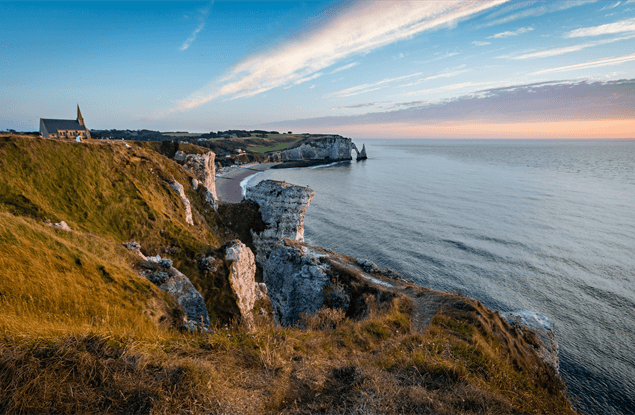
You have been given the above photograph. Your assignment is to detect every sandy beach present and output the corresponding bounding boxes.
[215,163,274,203]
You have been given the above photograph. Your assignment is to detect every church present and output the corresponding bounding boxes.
[40,106,91,139]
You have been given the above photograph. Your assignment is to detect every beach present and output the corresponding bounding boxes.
[215,163,274,203]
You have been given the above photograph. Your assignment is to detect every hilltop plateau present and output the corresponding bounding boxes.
[0,134,575,414]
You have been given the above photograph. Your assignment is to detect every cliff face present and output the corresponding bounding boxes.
[263,241,331,326]
[174,150,217,209]
[245,180,315,265]
[269,136,355,162]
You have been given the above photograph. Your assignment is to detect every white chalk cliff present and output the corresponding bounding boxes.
[174,150,218,210]
[245,180,315,265]
[269,136,358,162]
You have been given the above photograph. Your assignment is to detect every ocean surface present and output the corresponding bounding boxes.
[247,139,635,415]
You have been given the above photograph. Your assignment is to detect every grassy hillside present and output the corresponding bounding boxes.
[0,134,576,414]
[0,135,241,322]
[0,211,182,337]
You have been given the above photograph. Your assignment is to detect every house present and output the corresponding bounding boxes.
[40,106,91,139]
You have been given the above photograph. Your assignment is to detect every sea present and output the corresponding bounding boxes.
[245,139,635,415]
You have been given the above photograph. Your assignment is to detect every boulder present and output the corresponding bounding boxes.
[52,221,72,232]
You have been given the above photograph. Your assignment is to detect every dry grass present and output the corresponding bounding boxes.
[0,211,182,338]
[0,134,576,414]
[0,296,576,414]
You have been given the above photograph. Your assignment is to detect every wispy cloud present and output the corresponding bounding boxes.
[324,72,423,98]
[472,40,491,46]
[180,3,212,51]
[482,1,596,27]
[565,17,635,37]
[398,80,503,97]
[487,26,533,38]
[173,0,510,110]
[599,1,622,11]
[414,51,459,64]
[329,62,359,74]
[331,102,385,110]
[532,52,635,74]
[398,67,470,88]
[506,33,635,59]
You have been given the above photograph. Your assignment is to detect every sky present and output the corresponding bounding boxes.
[1,0,634,138]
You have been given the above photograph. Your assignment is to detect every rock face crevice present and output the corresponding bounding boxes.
[245,180,315,265]
[174,150,218,210]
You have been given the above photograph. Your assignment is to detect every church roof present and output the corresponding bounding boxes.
[41,119,87,133]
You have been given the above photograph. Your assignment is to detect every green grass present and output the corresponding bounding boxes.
[249,141,297,153]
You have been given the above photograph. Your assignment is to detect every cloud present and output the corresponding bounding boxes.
[482,1,597,27]
[329,62,359,74]
[506,33,635,59]
[565,17,635,37]
[173,0,511,110]
[487,26,533,38]
[397,67,470,88]
[324,72,423,99]
[331,102,383,110]
[414,51,459,64]
[472,40,491,46]
[532,52,635,74]
[263,79,635,132]
[180,3,212,51]
[398,80,502,97]
[599,1,622,11]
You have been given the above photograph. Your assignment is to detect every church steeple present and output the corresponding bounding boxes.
[77,105,84,126]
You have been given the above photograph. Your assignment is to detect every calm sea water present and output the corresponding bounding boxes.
[248,139,635,415]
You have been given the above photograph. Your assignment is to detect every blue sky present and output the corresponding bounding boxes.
[2,0,634,138]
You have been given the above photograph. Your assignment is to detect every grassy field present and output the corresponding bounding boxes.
[249,141,296,153]
[0,134,576,414]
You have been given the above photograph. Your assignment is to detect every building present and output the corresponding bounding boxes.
[40,106,91,139]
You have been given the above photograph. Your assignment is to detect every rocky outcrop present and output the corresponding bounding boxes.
[263,241,331,326]
[357,144,367,160]
[51,221,72,232]
[174,150,218,210]
[169,181,194,225]
[245,180,315,265]
[139,253,210,331]
[505,311,560,375]
[268,136,357,162]
[225,240,257,329]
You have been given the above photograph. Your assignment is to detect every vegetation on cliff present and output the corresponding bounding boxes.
[0,134,575,414]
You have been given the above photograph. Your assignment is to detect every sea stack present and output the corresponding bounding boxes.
[357,144,367,160]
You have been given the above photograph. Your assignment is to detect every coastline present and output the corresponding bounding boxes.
[215,163,274,203]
